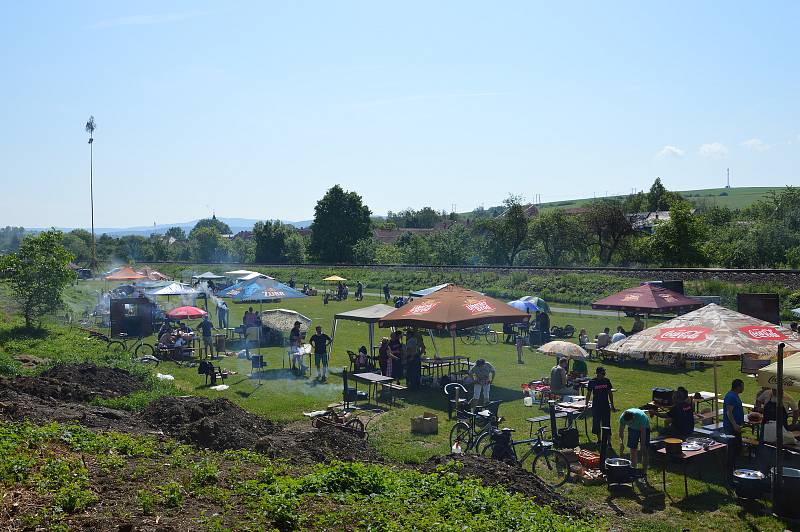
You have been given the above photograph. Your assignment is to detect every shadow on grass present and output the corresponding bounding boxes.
[0,325,48,344]
[604,482,666,515]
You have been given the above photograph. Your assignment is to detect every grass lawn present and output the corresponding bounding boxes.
[64,281,791,531]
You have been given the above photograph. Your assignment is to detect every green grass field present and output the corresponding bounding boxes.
[51,278,792,532]
[535,186,784,212]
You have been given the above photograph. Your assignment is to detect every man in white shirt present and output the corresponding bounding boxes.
[611,326,627,343]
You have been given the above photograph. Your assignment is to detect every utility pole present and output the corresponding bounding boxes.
[85,116,97,270]
[726,168,730,189]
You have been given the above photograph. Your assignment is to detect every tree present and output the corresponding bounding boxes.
[474,197,530,265]
[284,233,306,264]
[375,243,404,264]
[229,238,255,263]
[62,233,91,263]
[253,221,291,263]
[309,185,372,263]
[644,202,707,266]
[191,227,222,262]
[528,209,584,266]
[352,238,378,264]
[429,225,473,265]
[190,216,231,238]
[0,230,75,328]
[148,234,170,261]
[584,199,634,265]
[165,227,187,241]
[647,177,668,212]
[400,234,433,264]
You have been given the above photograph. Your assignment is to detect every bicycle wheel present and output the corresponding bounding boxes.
[459,333,471,345]
[473,430,493,455]
[134,342,155,358]
[107,341,127,354]
[531,450,570,487]
[449,421,472,452]
[345,418,366,439]
[484,331,498,345]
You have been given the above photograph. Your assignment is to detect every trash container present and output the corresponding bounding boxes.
[772,467,800,518]
[215,334,226,353]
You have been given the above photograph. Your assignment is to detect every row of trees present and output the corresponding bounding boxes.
[38,181,800,269]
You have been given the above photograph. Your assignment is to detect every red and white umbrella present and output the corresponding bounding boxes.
[166,306,208,320]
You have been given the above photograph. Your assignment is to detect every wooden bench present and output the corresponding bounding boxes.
[379,383,408,406]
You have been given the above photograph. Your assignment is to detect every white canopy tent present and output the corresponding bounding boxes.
[147,282,199,296]
[331,303,441,357]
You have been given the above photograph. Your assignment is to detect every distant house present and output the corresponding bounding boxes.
[497,204,540,219]
[627,210,694,233]
[232,231,253,240]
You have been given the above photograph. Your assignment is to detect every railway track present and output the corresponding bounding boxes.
[143,262,800,287]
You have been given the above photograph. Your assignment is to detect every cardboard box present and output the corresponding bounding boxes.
[411,412,438,434]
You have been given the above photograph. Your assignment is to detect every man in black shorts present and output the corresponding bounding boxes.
[309,325,332,382]
[586,366,616,441]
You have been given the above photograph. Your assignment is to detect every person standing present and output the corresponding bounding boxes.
[288,321,303,371]
[515,333,524,364]
[217,300,228,330]
[468,359,495,405]
[405,329,425,389]
[388,331,404,381]
[309,325,332,381]
[586,367,616,441]
[197,316,214,358]
[383,283,391,303]
[378,337,396,377]
[723,379,745,476]
[618,407,651,476]
[356,280,364,301]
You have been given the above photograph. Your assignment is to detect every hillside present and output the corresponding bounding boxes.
[533,186,784,212]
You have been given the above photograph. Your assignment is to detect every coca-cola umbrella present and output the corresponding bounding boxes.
[378,284,530,355]
[604,303,800,423]
[166,306,208,320]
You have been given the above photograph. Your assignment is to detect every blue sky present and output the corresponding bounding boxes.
[1,1,798,228]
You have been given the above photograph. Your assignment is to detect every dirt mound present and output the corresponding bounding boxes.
[141,396,279,451]
[40,363,145,397]
[422,454,583,516]
[1,363,145,403]
[256,423,384,465]
[0,387,151,432]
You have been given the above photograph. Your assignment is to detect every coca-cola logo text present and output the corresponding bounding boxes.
[655,327,711,341]
[739,326,786,341]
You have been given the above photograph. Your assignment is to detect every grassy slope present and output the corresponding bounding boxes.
[534,186,783,212]
[58,279,791,532]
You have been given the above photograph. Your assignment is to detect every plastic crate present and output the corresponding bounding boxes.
[577,450,600,469]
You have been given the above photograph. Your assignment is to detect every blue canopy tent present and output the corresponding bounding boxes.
[232,277,307,304]
[508,299,539,312]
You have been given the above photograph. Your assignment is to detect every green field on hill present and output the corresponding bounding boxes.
[535,186,784,212]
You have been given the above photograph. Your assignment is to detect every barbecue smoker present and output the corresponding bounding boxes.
[599,426,640,487]
[110,297,155,338]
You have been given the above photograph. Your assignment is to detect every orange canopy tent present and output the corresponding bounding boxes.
[104,266,146,281]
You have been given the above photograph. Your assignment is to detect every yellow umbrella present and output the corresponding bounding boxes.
[323,275,347,282]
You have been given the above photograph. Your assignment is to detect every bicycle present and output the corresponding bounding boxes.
[458,325,499,345]
[448,397,504,454]
[107,332,156,359]
[481,426,571,488]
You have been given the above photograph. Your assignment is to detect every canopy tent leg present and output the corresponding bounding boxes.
[428,329,439,357]
[713,363,719,426]
[451,330,457,357]
[774,342,786,517]
[330,318,337,357]
[369,323,375,357]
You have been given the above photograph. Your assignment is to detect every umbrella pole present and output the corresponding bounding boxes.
[713,363,719,426]
[774,342,785,517]
[369,323,375,357]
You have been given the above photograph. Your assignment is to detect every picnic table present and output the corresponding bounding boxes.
[422,356,470,382]
[351,372,398,406]
[654,441,727,498]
